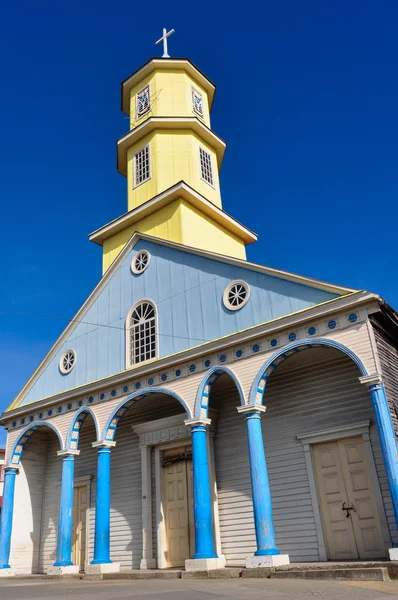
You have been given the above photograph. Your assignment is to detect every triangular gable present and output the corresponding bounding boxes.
[9,233,358,410]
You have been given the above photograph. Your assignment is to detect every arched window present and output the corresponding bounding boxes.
[127,301,157,367]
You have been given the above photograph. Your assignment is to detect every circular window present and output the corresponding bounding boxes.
[59,349,76,374]
[223,280,250,311]
[131,250,150,275]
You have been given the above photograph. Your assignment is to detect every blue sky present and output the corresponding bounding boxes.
[0,1,397,440]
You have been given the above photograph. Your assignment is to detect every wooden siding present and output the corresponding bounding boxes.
[211,347,392,565]
[372,325,398,435]
[20,239,338,406]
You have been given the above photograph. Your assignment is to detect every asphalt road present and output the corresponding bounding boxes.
[0,579,397,600]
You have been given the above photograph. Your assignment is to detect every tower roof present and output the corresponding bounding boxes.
[121,57,216,115]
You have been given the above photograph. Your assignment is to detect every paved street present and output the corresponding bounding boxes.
[0,579,398,600]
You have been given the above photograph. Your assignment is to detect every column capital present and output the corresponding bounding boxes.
[57,449,80,457]
[359,373,383,387]
[184,417,211,428]
[92,440,116,449]
[3,464,19,473]
[237,404,266,415]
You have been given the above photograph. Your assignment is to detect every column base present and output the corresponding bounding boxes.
[185,556,226,572]
[46,565,80,575]
[0,569,17,577]
[85,562,120,574]
[140,559,157,569]
[389,548,398,561]
[246,554,290,568]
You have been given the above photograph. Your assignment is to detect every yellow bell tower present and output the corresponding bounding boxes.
[90,34,257,273]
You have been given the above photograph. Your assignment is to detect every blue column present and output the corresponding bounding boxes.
[240,406,280,556]
[91,445,113,564]
[54,453,76,567]
[0,467,18,569]
[368,381,398,537]
[187,419,217,559]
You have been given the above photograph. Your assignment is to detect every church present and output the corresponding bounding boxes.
[1,32,398,576]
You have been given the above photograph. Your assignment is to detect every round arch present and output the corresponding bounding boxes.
[102,386,192,442]
[195,366,246,418]
[249,337,369,405]
[9,421,64,466]
[66,407,100,450]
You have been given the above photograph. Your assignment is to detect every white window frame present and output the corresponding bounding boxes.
[59,349,77,374]
[131,249,151,275]
[191,86,204,119]
[136,83,151,120]
[133,144,151,189]
[199,146,215,188]
[126,299,158,368]
[223,280,250,311]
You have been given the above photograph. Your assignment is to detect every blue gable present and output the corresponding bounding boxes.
[19,239,340,406]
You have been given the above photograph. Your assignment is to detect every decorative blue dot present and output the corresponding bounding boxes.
[236,350,243,358]
[48,410,53,416]
[111,390,116,397]
[148,378,154,385]
[220,354,226,363]
[21,419,25,425]
[68,403,72,410]
[135,382,141,389]
[288,333,296,342]
[176,369,181,377]
[100,393,105,400]
[88,396,94,403]
[29,416,34,422]
[328,320,337,329]
[308,327,316,336]
[12,421,16,428]
[271,339,278,347]
[78,400,83,407]
[123,386,128,393]
[39,413,43,419]
[161,373,167,381]
[348,313,357,323]
[189,364,196,372]
[252,344,260,353]
[204,360,211,368]
[58,407,62,413]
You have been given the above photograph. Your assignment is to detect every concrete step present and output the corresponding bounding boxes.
[269,567,389,582]
[103,570,182,580]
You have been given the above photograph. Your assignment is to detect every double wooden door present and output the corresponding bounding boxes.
[72,485,88,571]
[313,436,386,560]
[163,446,194,567]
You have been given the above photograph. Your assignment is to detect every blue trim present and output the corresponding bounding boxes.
[190,425,217,559]
[54,455,75,566]
[194,366,245,418]
[9,421,63,466]
[0,469,17,569]
[249,337,368,405]
[66,407,100,450]
[102,387,191,441]
[91,447,113,564]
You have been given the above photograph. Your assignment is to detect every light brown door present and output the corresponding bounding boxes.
[313,437,386,560]
[163,446,194,567]
[72,485,87,571]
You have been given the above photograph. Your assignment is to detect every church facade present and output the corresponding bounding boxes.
[1,52,398,576]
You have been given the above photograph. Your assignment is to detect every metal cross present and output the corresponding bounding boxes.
[155,27,175,58]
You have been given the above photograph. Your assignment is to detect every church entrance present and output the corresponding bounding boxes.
[72,485,88,571]
[313,436,386,560]
[162,446,194,567]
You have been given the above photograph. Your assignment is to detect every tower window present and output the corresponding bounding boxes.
[136,85,151,119]
[192,87,204,118]
[134,144,151,187]
[199,147,214,187]
[127,301,157,367]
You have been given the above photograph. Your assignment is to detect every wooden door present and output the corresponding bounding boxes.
[313,437,385,560]
[72,485,87,571]
[163,447,193,567]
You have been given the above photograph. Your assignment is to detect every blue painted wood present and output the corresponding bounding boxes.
[0,469,17,569]
[54,454,75,566]
[20,240,338,405]
[91,446,113,564]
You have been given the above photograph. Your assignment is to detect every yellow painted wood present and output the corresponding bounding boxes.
[126,130,222,211]
[102,198,246,273]
[129,69,211,130]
